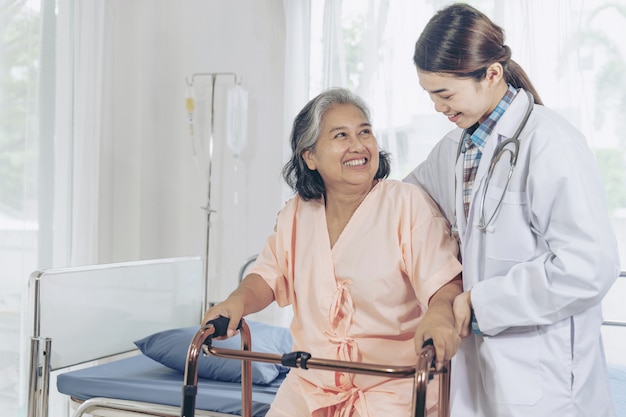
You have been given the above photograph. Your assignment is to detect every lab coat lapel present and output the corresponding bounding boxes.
[454,149,468,240]
[460,131,497,257]
[463,89,531,238]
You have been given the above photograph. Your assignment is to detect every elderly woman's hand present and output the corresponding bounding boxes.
[201,298,246,339]
[414,302,461,370]
[414,277,463,370]
[201,273,275,339]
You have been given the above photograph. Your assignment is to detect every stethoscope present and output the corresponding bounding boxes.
[451,89,534,239]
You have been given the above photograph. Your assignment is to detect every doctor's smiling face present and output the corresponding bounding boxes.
[418,63,508,129]
[302,103,379,195]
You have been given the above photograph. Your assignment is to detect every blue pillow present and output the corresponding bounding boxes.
[134,320,292,385]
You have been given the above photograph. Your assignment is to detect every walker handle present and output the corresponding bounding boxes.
[421,338,434,349]
[181,316,244,417]
[421,338,436,381]
[204,316,243,341]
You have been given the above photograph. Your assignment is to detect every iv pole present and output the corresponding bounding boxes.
[185,72,239,314]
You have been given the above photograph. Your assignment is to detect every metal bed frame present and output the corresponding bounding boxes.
[26,256,206,417]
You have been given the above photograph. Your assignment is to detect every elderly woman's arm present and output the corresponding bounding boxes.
[413,274,463,370]
[202,273,275,337]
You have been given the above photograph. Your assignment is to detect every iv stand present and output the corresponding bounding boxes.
[185,72,239,313]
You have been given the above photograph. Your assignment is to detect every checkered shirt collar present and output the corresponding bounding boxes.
[461,85,518,152]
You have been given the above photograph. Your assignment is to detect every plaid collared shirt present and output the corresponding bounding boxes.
[461,85,517,217]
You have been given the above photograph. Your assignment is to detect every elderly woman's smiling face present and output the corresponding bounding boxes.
[302,103,379,195]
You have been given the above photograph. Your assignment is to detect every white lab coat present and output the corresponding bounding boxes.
[405,89,620,417]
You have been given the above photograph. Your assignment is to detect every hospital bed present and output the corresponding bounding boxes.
[26,256,294,417]
[26,256,451,417]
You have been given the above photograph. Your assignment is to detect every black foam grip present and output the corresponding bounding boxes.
[421,338,436,380]
[281,351,312,369]
[206,316,242,338]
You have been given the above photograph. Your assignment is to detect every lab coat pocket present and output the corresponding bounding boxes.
[480,185,534,262]
[478,328,542,405]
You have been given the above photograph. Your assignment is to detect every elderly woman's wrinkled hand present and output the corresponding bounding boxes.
[201,298,245,339]
[414,302,461,370]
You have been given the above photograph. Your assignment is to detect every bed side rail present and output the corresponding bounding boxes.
[27,256,204,417]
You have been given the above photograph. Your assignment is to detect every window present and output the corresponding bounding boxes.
[0,1,42,414]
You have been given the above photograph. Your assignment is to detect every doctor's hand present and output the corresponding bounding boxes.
[453,290,473,338]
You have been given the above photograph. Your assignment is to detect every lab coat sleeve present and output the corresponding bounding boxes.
[471,109,620,335]
[403,131,461,225]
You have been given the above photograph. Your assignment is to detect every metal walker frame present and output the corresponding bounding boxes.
[181,318,451,417]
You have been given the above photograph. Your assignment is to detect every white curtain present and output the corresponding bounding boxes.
[314,0,626,189]
[354,0,388,100]
[69,0,106,266]
[283,0,311,140]
[282,0,311,199]
[322,0,346,88]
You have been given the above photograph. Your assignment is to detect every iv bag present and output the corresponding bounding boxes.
[225,84,248,156]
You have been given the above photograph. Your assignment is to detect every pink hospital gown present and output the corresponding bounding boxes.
[248,180,462,417]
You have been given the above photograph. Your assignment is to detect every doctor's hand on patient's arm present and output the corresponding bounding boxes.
[414,275,463,370]
[453,290,472,338]
[201,273,275,339]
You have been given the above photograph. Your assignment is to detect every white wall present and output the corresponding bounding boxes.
[97,0,287,302]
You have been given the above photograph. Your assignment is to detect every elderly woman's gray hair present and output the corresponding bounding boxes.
[282,87,391,200]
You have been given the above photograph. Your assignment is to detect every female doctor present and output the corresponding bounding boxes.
[404,3,620,417]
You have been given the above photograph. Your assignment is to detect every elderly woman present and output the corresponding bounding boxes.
[203,87,462,417]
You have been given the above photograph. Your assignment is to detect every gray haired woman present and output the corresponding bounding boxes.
[205,87,462,416]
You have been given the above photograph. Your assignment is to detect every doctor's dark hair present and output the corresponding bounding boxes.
[414,3,543,105]
[282,87,390,201]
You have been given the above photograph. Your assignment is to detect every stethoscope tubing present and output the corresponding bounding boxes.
[476,143,517,230]
[453,89,535,235]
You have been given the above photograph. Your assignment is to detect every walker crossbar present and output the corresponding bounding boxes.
[181,317,450,417]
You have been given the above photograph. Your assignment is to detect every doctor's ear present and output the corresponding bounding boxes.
[485,63,504,85]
